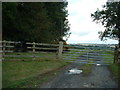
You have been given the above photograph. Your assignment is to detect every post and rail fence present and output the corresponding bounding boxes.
[0,40,66,61]
[0,40,117,65]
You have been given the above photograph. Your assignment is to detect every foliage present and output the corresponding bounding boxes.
[91,2,120,45]
[2,2,70,43]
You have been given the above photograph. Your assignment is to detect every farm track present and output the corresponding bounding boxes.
[40,51,118,88]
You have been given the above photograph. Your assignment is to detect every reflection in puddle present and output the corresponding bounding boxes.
[96,64,101,66]
[67,68,83,75]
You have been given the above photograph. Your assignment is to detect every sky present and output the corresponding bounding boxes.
[65,0,118,44]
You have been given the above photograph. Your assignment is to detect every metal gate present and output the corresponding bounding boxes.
[63,44,114,65]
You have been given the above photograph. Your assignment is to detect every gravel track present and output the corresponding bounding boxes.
[40,52,118,88]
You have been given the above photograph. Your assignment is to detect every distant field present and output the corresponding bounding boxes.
[63,48,89,61]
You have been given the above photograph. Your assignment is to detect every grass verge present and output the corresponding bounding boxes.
[108,63,120,80]
[2,60,70,88]
[81,64,92,76]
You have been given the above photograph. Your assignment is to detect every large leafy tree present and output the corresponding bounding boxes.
[91,2,120,47]
[2,2,70,43]
[19,2,54,43]
[44,2,70,42]
[3,3,19,41]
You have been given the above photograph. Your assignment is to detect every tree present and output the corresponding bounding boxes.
[2,2,70,43]
[44,2,70,43]
[2,2,19,41]
[91,1,120,64]
[91,2,120,47]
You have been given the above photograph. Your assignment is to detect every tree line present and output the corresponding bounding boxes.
[2,2,70,43]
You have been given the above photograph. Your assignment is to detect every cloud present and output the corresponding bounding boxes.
[66,0,117,44]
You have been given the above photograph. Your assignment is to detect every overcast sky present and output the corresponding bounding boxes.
[65,0,118,44]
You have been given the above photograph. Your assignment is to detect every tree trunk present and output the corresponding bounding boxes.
[119,38,120,48]
[118,39,120,63]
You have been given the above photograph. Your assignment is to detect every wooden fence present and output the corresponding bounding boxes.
[1,40,115,65]
[0,40,65,60]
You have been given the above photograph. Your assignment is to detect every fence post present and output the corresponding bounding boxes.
[58,41,63,60]
[87,52,88,61]
[2,40,6,60]
[32,42,36,60]
[3,40,6,55]
[33,42,35,52]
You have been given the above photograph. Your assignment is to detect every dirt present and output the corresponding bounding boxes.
[40,52,119,88]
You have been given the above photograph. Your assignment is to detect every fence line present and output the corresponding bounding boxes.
[0,40,64,60]
[26,42,59,46]
[1,40,115,65]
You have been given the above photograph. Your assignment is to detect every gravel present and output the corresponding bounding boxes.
[40,52,118,88]
[40,63,118,88]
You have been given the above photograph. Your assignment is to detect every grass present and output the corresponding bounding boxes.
[81,58,93,76]
[81,64,92,76]
[4,52,57,60]
[109,63,120,80]
[2,59,70,88]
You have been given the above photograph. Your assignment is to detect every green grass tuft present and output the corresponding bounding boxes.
[81,64,92,76]
[81,59,93,76]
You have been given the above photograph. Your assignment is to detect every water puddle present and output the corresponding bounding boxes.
[67,68,83,75]
[96,64,101,66]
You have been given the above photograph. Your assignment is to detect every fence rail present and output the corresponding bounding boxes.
[0,40,65,60]
[0,40,115,65]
